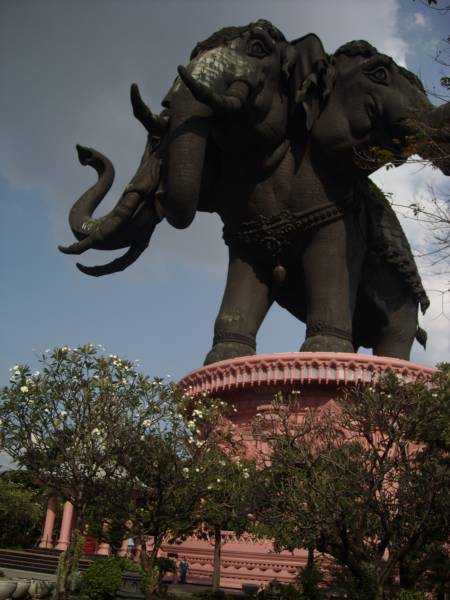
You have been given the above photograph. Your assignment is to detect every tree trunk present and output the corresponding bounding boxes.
[212,526,222,591]
[374,585,384,600]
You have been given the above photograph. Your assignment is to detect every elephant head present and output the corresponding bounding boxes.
[296,39,450,175]
[160,19,290,229]
[58,19,294,274]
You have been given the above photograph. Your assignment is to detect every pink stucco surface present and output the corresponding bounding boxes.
[173,352,436,588]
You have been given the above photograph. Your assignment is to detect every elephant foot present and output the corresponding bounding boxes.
[204,342,256,365]
[300,334,354,354]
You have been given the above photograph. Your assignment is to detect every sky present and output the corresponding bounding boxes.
[1,0,449,388]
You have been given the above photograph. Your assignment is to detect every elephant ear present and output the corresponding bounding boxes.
[285,34,335,130]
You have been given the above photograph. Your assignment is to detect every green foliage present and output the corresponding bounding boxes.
[252,367,450,600]
[395,591,426,600]
[0,347,252,595]
[0,473,43,548]
[296,564,324,600]
[156,556,176,575]
[0,344,172,527]
[80,557,132,600]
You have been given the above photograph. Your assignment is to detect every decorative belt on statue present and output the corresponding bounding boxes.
[222,201,350,283]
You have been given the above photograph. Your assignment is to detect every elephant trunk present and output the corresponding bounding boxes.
[59,140,161,255]
[65,145,115,243]
[164,86,213,229]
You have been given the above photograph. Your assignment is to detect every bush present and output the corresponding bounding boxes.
[80,557,132,600]
[192,591,228,600]
[296,564,324,600]
[395,591,426,600]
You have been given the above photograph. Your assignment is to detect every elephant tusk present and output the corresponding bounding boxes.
[177,66,249,113]
[58,237,96,255]
[130,83,169,136]
[76,240,150,277]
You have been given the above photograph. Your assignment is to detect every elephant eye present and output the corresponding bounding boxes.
[367,67,389,85]
[248,40,269,58]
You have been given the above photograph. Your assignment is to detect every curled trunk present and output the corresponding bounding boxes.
[58,141,163,276]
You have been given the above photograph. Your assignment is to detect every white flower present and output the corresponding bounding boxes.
[216,478,221,483]
[195,468,200,473]
[27,399,34,405]
[91,428,101,436]
[432,392,438,398]
[195,440,204,447]
[192,409,203,417]
[182,467,189,474]
[121,378,127,384]
[187,420,195,429]
[207,484,213,490]
[243,472,250,479]
[142,419,152,427]
[20,385,29,393]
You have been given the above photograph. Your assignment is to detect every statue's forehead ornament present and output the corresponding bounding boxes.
[187,46,253,88]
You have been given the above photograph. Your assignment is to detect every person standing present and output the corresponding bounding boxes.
[178,556,189,583]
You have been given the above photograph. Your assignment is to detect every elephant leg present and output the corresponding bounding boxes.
[300,215,365,353]
[373,302,418,360]
[357,262,420,360]
[204,248,273,365]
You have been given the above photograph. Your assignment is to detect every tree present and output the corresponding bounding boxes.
[0,344,181,599]
[252,367,450,600]
[194,451,255,590]
[0,470,44,548]
[115,392,246,597]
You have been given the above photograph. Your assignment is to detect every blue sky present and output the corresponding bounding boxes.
[1,0,449,387]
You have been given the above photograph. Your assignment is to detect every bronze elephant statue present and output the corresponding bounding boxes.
[59,21,450,363]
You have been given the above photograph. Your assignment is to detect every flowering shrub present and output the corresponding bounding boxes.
[81,557,133,600]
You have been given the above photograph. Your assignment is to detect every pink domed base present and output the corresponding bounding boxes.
[179,352,435,429]
[163,353,436,589]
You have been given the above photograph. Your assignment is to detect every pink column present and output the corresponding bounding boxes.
[118,521,133,558]
[96,522,111,556]
[39,496,58,549]
[118,537,129,558]
[55,501,75,550]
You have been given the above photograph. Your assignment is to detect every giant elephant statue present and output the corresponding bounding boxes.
[59,21,450,363]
